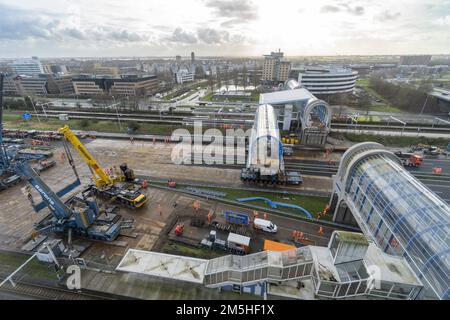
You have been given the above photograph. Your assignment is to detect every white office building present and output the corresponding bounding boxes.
[9,57,45,76]
[297,66,358,95]
[175,68,195,84]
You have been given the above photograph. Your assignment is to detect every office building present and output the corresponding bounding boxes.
[9,57,44,76]
[297,66,358,95]
[72,74,158,96]
[91,64,119,76]
[45,74,75,95]
[175,68,195,84]
[43,64,68,75]
[262,50,291,83]
[259,80,330,145]
[191,52,195,63]
[8,75,48,95]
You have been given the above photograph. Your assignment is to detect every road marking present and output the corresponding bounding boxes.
[424,183,450,188]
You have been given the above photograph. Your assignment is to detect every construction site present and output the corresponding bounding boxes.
[0,74,449,301]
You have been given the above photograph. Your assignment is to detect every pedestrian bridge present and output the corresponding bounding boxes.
[329,142,450,300]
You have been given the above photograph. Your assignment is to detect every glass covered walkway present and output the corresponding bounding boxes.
[331,142,450,300]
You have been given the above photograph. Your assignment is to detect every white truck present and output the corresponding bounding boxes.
[253,218,278,233]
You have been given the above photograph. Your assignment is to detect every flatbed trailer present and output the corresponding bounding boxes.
[86,182,148,209]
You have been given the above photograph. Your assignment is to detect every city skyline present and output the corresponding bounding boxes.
[0,0,449,58]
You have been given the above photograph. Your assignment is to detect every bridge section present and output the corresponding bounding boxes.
[330,142,450,300]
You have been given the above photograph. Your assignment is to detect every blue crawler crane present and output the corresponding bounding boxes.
[15,161,123,242]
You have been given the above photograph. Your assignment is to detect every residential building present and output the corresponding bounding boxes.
[9,57,44,76]
[262,50,291,83]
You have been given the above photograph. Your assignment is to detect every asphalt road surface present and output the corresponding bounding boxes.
[406,155,450,203]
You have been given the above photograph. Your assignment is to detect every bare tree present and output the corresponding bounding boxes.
[242,65,248,91]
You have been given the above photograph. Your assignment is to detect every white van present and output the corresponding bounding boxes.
[253,218,278,233]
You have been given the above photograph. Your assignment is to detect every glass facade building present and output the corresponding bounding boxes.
[333,143,450,299]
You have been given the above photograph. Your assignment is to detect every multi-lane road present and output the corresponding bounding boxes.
[286,156,450,204]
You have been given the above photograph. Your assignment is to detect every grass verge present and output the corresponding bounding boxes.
[153,182,331,221]
[0,251,56,280]
[344,133,449,147]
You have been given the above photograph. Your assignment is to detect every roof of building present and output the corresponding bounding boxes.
[116,249,208,284]
[263,240,296,252]
[259,88,314,104]
[72,74,156,82]
[335,231,369,246]
[227,233,251,246]
[309,243,422,286]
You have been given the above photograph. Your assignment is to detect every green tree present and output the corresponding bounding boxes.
[79,118,90,128]
[127,121,140,133]
[252,69,260,88]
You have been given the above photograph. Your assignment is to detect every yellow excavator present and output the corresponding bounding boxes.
[58,125,148,209]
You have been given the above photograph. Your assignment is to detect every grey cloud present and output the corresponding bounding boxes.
[165,28,198,44]
[346,5,365,16]
[197,28,229,44]
[0,3,148,44]
[375,11,401,22]
[106,30,147,42]
[320,2,365,16]
[320,5,341,13]
[63,28,87,40]
[0,4,60,40]
[205,0,258,22]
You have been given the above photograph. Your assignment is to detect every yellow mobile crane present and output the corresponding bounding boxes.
[58,125,148,209]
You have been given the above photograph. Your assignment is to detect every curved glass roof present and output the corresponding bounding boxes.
[345,153,450,299]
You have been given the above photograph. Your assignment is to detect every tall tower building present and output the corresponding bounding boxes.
[191,52,195,63]
[262,50,291,83]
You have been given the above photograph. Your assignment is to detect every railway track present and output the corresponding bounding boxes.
[29,110,450,134]
[188,156,450,183]
[0,279,115,300]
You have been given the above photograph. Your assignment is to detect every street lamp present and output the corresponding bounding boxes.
[111,96,122,130]
[389,116,406,136]
[27,96,41,124]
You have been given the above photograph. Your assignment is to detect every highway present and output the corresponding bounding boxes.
[289,157,450,204]
[187,155,450,204]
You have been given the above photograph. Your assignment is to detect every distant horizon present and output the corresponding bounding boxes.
[2,53,450,61]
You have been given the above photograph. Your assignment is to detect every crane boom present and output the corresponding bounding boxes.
[15,161,73,219]
[58,125,112,187]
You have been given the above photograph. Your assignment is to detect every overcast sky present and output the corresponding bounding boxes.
[0,0,449,58]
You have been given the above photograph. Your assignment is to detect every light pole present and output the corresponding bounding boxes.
[419,94,429,115]
[40,102,48,120]
[389,116,406,136]
[27,96,41,124]
[111,96,122,130]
